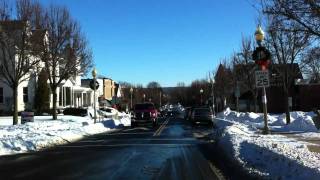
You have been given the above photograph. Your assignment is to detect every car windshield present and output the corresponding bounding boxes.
[194,108,211,115]
[134,104,154,110]
[100,108,112,113]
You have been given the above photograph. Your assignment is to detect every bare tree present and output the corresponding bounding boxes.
[266,17,310,124]
[214,60,234,111]
[169,82,187,105]
[302,46,320,83]
[261,0,320,38]
[118,81,133,108]
[232,36,259,112]
[16,0,44,29]
[40,5,93,120]
[0,0,10,20]
[146,81,162,107]
[0,21,40,124]
[0,0,45,124]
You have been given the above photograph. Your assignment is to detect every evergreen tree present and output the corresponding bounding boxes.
[34,69,49,114]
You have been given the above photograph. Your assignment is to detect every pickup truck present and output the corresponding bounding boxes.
[131,103,158,128]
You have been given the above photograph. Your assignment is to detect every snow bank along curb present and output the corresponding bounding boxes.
[0,114,131,156]
[213,109,320,179]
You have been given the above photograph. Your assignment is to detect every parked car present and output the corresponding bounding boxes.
[190,107,215,126]
[99,107,119,118]
[63,108,88,117]
[132,103,158,128]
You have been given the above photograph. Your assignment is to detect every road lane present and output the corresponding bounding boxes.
[0,117,225,180]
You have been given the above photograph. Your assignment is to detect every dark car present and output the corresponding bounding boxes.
[190,107,215,126]
[63,108,88,117]
[132,103,158,128]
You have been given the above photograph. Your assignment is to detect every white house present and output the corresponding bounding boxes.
[0,20,95,114]
[57,76,95,109]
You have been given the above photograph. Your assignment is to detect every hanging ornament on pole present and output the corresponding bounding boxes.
[252,46,271,70]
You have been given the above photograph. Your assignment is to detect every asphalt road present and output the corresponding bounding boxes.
[0,116,227,180]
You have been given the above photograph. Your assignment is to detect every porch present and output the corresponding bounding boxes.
[58,86,93,108]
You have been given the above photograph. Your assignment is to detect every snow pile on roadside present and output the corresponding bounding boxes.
[219,108,318,132]
[214,109,320,179]
[0,114,131,156]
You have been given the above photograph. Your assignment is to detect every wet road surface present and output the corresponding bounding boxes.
[0,117,226,180]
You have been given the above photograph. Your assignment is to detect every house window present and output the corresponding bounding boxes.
[23,87,28,103]
[0,87,3,103]
[59,88,62,106]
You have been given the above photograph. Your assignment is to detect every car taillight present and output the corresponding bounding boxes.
[151,112,157,117]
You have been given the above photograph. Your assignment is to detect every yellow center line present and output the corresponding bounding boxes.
[153,118,170,136]
[153,119,166,136]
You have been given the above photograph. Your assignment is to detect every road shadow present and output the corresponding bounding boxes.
[101,119,124,129]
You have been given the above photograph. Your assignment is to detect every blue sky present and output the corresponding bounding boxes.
[39,0,259,87]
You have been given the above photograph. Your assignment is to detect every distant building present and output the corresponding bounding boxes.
[81,78,121,107]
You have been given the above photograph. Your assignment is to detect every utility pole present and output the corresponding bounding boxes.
[130,87,133,109]
[235,81,240,112]
[209,76,215,116]
[159,91,162,107]
[200,88,204,106]
[92,68,97,124]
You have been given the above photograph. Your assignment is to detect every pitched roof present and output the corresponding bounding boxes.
[31,29,46,43]
[0,20,27,32]
[30,29,46,52]
[0,20,46,53]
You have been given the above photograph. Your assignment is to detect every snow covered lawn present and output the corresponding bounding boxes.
[0,113,131,156]
[214,108,320,179]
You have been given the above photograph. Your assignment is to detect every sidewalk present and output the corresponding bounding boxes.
[269,130,320,153]
[284,133,320,153]
[269,113,320,154]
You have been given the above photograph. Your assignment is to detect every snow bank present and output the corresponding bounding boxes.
[0,114,131,156]
[219,108,318,132]
[214,109,320,179]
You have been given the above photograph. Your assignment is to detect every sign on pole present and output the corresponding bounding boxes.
[255,70,270,88]
[21,112,34,124]
[235,82,240,98]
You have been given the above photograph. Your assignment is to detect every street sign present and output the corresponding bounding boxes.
[235,86,240,97]
[21,111,34,124]
[255,70,270,88]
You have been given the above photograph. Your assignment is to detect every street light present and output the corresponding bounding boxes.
[255,25,264,46]
[92,68,97,124]
[254,25,269,134]
[130,87,133,109]
[208,77,215,116]
[200,88,204,105]
[143,93,146,102]
[159,91,162,107]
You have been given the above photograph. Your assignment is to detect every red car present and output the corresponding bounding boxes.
[131,103,158,128]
